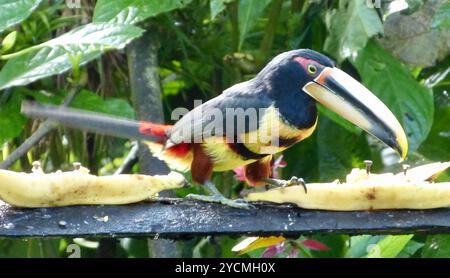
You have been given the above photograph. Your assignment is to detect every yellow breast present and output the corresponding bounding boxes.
[241,106,317,154]
[202,137,258,171]
[201,106,318,171]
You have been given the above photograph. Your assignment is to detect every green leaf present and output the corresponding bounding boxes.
[432,2,450,29]
[0,238,60,258]
[366,235,413,258]
[0,92,26,145]
[309,235,349,258]
[284,116,371,182]
[422,234,450,258]
[93,0,193,24]
[351,40,434,152]
[0,0,42,33]
[0,23,144,90]
[238,0,271,50]
[418,91,450,161]
[346,235,412,258]
[71,90,135,119]
[397,240,424,258]
[25,89,135,120]
[210,0,227,20]
[324,0,383,62]
[120,238,149,258]
[346,235,385,258]
[316,117,371,182]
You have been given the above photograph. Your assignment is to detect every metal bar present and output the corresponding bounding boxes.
[1,200,450,238]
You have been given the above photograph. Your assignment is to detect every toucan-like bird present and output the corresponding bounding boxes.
[22,49,408,209]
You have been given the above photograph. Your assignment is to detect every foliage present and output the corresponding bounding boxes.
[0,23,144,89]
[324,0,383,62]
[0,0,449,258]
[0,0,42,33]
[352,40,434,152]
[432,2,450,28]
[93,0,193,24]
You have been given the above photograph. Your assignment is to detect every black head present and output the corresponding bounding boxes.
[257,49,336,92]
[255,49,408,160]
[253,49,335,129]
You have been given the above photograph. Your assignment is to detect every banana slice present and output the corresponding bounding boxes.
[396,162,450,182]
[0,170,186,207]
[246,162,450,211]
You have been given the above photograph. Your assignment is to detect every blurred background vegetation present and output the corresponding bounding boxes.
[0,0,449,258]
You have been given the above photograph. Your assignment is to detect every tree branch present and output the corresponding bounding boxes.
[260,0,284,58]
[126,27,178,258]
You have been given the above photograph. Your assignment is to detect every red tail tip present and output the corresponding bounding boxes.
[139,122,172,138]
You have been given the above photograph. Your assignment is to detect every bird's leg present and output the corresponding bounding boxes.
[263,176,307,193]
[186,181,254,209]
[187,145,254,209]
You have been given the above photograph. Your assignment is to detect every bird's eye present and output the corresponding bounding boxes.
[307,64,317,75]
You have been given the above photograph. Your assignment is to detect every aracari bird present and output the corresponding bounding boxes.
[22,49,408,209]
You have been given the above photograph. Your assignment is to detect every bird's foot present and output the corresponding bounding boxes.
[186,193,254,209]
[264,176,307,193]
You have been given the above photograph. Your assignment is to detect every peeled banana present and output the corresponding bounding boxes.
[0,166,186,207]
[246,162,450,211]
[1,161,449,210]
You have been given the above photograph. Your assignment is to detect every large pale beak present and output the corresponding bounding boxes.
[303,67,408,160]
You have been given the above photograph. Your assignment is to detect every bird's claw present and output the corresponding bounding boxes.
[265,176,307,193]
[281,176,303,186]
[284,176,307,194]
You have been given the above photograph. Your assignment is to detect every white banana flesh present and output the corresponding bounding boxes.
[246,162,450,211]
[0,170,186,208]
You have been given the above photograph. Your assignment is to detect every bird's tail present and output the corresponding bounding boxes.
[143,141,193,172]
[21,101,193,172]
[21,101,171,141]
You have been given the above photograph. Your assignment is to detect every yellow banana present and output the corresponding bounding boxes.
[0,169,186,207]
[246,162,450,211]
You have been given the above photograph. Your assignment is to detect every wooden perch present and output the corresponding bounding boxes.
[1,200,450,238]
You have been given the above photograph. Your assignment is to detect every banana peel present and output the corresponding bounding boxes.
[246,162,450,211]
[0,168,186,208]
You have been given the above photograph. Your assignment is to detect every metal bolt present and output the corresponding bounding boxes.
[73,162,82,170]
[32,161,42,173]
[364,160,373,175]
[58,220,67,229]
[403,164,410,176]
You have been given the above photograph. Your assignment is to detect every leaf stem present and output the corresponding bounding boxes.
[0,45,41,60]
[227,1,243,81]
[228,1,240,52]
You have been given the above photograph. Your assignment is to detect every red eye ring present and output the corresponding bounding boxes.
[293,57,320,75]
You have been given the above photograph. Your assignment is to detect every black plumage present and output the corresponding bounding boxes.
[166,49,335,152]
